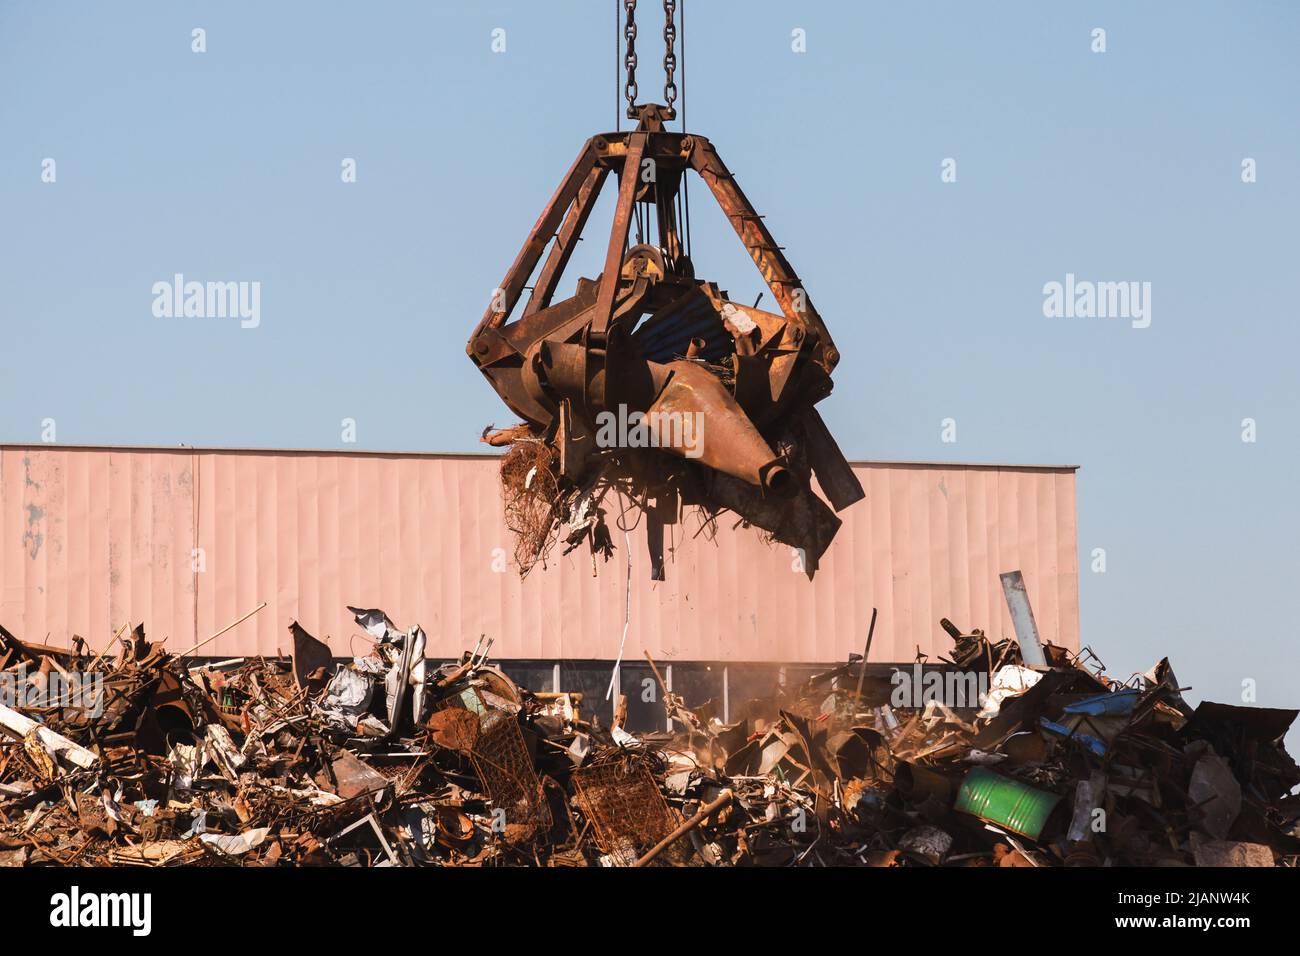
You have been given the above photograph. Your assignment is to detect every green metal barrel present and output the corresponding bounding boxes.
[954,767,1062,840]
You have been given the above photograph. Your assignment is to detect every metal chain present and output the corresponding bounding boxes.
[662,0,677,110]
[623,0,679,117]
[624,0,638,114]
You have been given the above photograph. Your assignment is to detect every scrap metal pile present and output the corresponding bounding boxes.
[1,608,1297,867]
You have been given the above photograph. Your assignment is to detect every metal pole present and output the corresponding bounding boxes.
[1000,571,1047,668]
[178,602,267,658]
[854,607,879,699]
[665,663,673,731]
[633,788,733,867]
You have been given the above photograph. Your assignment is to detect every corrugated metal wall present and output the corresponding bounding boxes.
[0,445,1078,662]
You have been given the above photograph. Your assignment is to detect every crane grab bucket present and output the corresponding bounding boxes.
[469,103,863,578]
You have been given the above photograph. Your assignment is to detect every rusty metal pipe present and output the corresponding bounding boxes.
[647,361,791,495]
[762,464,794,498]
[633,788,734,867]
[893,762,958,804]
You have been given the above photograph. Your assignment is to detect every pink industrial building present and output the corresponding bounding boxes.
[1,444,1078,724]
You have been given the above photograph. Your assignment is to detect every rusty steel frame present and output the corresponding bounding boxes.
[468,714,553,842]
[571,755,681,863]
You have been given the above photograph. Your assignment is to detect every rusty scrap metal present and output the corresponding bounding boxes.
[572,751,679,863]
[4,591,1300,868]
[633,786,731,867]
[467,713,553,843]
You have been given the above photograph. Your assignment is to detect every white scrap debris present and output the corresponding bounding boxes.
[611,725,640,748]
[0,702,98,770]
[200,827,271,856]
[204,724,246,779]
[721,302,757,334]
[976,665,1044,720]
[962,749,1008,766]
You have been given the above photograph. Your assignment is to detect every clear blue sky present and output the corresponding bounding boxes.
[3,2,1298,726]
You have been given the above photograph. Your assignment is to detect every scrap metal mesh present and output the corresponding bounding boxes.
[469,713,552,840]
[572,755,682,864]
[499,439,560,572]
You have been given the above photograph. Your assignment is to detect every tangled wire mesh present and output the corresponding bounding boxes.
[498,439,561,573]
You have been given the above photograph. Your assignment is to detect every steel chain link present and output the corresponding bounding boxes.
[624,0,638,113]
[662,0,677,109]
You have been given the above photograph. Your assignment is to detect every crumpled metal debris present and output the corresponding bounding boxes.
[2,602,1298,867]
